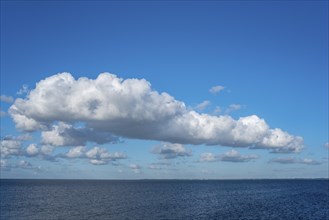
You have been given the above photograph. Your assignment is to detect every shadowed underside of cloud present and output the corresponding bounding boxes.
[41,122,119,146]
[9,73,303,152]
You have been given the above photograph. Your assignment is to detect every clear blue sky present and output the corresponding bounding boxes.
[1,1,328,179]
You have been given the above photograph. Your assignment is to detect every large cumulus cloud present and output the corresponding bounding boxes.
[9,73,303,152]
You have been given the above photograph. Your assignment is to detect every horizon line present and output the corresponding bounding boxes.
[1,178,328,181]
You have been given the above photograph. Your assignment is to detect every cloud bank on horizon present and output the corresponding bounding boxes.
[8,72,304,154]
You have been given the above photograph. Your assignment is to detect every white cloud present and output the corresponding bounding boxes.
[199,152,217,162]
[9,73,303,152]
[199,149,258,163]
[196,100,210,111]
[325,142,329,149]
[209,85,225,94]
[300,158,321,165]
[0,95,14,103]
[0,159,6,167]
[259,128,303,153]
[17,160,33,169]
[0,159,41,171]
[17,84,29,95]
[220,149,258,162]
[16,160,42,172]
[26,144,39,156]
[0,159,10,170]
[62,146,126,165]
[148,162,173,170]
[40,145,54,155]
[129,164,141,173]
[0,134,55,160]
[269,157,321,165]
[152,143,192,159]
[89,159,107,165]
[225,104,242,113]
[1,132,125,165]
[23,144,56,161]
[65,146,86,158]
[0,136,22,158]
[214,106,222,114]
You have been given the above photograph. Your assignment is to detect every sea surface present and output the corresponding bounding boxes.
[0,179,328,220]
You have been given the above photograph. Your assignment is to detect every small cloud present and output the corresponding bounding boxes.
[152,143,192,159]
[225,104,242,114]
[85,147,126,165]
[300,158,321,165]
[60,146,126,165]
[0,95,14,103]
[17,160,33,169]
[269,157,321,165]
[40,145,54,155]
[196,100,210,111]
[65,146,86,158]
[129,164,141,173]
[148,162,172,170]
[198,150,258,163]
[270,146,303,154]
[16,160,42,172]
[0,136,22,158]
[22,144,56,161]
[213,106,222,114]
[199,152,217,162]
[324,142,329,149]
[17,84,29,95]
[0,159,10,171]
[89,159,108,165]
[220,149,258,162]
[209,85,225,94]
[1,159,42,172]
[26,144,39,156]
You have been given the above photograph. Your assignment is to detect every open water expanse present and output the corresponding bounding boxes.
[0,179,328,220]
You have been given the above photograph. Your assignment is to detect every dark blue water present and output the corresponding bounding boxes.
[1,179,328,220]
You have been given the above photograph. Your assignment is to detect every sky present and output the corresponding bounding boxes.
[0,1,328,179]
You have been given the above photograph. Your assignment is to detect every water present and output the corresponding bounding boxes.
[1,179,328,220]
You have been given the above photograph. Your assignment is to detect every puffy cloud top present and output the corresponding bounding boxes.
[9,73,303,152]
[26,144,39,156]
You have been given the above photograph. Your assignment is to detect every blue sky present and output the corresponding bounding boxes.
[1,1,328,179]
